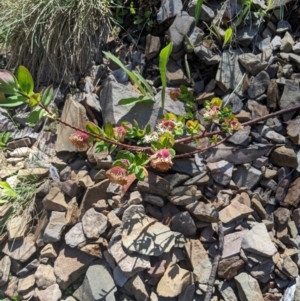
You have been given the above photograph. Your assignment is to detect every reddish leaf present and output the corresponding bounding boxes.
[121,173,137,197]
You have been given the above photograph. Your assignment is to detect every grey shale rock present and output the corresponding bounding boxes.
[167,58,190,85]
[0,256,11,286]
[207,160,233,186]
[145,34,161,60]
[188,1,215,22]
[6,213,31,240]
[185,201,219,223]
[35,264,57,289]
[157,0,183,24]
[36,283,62,301]
[156,263,193,297]
[247,71,270,99]
[256,125,286,143]
[228,126,251,146]
[185,26,204,53]
[203,144,273,165]
[241,223,277,257]
[232,165,262,189]
[56,95,88,152]
[122,213,175,256]
[219,200,253,224]
[235,272,264,301]
[108,231,150,277]
[17,273,35,294]
[251,259,275,283]
[218,281,238,301]
[43,211,66,243]
[194,44,221,65]
[82,208,107,239]
[223,93,243,114]
[43,187,68,211]
[171,211,197,236]
[222,230,249,258]
[236,25,259,46]
[137,173,171,197]
[80,259,117,301]
[80,179,110,216]
[168,12,195,58]
[54,246,95,290]
[65,222,87,248]
[279,80,300,120]
[1,235,36,262]
[124,272,149,300]
[17,259,39,277]
[100,81,185,130]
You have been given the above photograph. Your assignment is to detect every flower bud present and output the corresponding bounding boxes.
[69,130,89,150]
[113,126,126,142]
[230,120,243,131]
[106,166,128,185]
[150,148,173,172]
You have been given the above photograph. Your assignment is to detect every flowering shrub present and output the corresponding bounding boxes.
[0,65,247,185]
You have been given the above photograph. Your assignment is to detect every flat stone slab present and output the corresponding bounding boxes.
[122,213,175,256]
[54,246,95,290]
[1,235,36,262]
[108,231,150,277]
[80,259,117,301]
[241,223,277,257]
[219,200,253,224]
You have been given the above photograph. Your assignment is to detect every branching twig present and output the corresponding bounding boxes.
[39,103,150,152]
[175,104,300,144]
[204,221,224,301]
[175,136,229,158]
[39,101,300,155]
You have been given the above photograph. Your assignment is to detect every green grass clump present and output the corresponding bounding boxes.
[0,0,114,85]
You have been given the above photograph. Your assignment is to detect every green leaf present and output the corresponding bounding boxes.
[169,148,176,158]
[95,141,110,152]
[103,52,146,95]
[110,144,117,153]
[0,132,12,145]
[134,153,149,166]
[134,16,144,24]
[144,11,151,18]
[164,112,177,120]
[113,159,129,168]
[41,85,53,107]
[211,97,223,108]
[104,122,114,139]
[118,95,154,106]
[0,95,27,107]
[135,166,146,181]
[159,42,173,109]
[28,93,40,107]
[26,107,45,126]
[116,150,135,162]
[0,70,18,95]
[17,66,34,96]
[0,199,9,204]
[223,28,233,46]
[0,181,18,198]
[151,142,158,150]
[133,71,154,97]
[145,124,151,135]
[11,295,22,301]
[86,121,104,136]
[160,132,175,146]
[184,35,194,52]
[195,0,204,24]
[184,54,191,81]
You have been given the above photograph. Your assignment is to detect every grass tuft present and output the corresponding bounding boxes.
[0,0,114,85]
